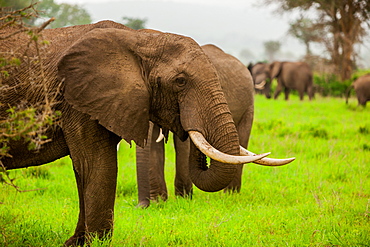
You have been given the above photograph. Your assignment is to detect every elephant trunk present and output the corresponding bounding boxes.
[188,125,241,192]
[180,76,243,192]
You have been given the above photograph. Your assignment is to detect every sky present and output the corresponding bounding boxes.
[53,0,324,63]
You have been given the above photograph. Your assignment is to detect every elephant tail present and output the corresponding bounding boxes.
[345,84,354,104]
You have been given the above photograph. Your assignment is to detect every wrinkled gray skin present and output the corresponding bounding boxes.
[1,22,245,246]
[248,61,314,100]
[136,44,254,207]
[346,74,370,106]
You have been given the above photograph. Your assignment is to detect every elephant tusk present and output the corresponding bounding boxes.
[255,80,266,90]
[156,128,165,143]
[188,130,270,165]
[240,146,295,166]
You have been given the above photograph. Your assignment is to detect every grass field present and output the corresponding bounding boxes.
[1,94,370,246]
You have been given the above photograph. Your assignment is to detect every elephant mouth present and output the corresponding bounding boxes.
[151,113,188,142]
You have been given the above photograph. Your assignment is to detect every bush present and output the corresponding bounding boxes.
[313,73,351,97]
[22,167,51,179]
[314,70,370,98]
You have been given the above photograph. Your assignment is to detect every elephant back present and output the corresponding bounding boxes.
[0,21,131,110]
[201,44,253,125]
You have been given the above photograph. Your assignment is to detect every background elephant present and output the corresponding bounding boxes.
[1,21,269,246]
[135,45,294,208]
[346,74,370,106]
[247,62,272,98]
[248,61,314,100]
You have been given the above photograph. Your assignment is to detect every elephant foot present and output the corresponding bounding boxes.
[150,192,168,202]
[223,185,241,194]
[137,199,150,208]
[64,230,112,246]
[175,187,193,199]
[64,233,85,246]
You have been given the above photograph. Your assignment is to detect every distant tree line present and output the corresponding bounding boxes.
[0,0,92,28]
[264,0,370,81]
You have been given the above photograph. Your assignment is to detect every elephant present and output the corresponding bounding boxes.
[248,61,314,100]
[1,21,278,246]
[247,62,272,98]
[135,44,295,208]
[346,73,370,106]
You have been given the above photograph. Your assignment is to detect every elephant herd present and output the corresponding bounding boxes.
[0,20,368,246]
[248,61,314,101]
[248,61,370,106]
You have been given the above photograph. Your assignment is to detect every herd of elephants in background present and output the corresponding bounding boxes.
[248,60,370,106]
[1,18,369,246]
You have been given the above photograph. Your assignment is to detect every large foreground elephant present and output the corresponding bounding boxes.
[346,74,370,106]
[136,45,295,207]
[248,61,314,100]
[0,21,274,245]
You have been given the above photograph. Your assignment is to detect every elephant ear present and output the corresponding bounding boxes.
[58,28,149,147]
[270,61,282,79]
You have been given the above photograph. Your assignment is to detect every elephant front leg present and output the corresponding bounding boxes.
[136,123,167,208]
[136,143,151,208]
[148,124,167,202]
[173,135,193,197]
[284,88,291,100]
[64,167,88,246]
[274,81,283,99]
[63,118,119,246]
[67,151,118,246]
[65,153,118,246]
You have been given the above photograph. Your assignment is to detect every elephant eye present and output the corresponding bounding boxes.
[175,77,187,87]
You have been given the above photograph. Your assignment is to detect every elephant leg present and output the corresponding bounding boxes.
[274,81,283,99]
[64,166,88,246]
[136,143,151,208]
[148,124,167,202]
[62,115,119,246]
[307,85,314,100]
[135,122,156,208]
[173,134,193,197]
[357,95,367,106]
[284,87,291,100]
[299,91,304,100]
[136,123,166,207]
[224,109,253,193]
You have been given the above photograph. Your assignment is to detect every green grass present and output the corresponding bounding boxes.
[1,94,370,246]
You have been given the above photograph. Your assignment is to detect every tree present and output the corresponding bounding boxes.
[1,0,92,28]
[121,17,147,30]
[288,17,321,56]
[264,40,281,62]
[264,0,370,81]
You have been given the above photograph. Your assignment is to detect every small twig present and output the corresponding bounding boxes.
[0,161,47,193]
[0,28,28,40]
[36,17,55,33]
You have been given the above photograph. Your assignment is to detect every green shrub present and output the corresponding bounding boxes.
[22,167,51,179]
[359,125,370,135]
[314,70,370,98]
[299,124,329,139]
[363,143,370,151]
[313,74,351,97]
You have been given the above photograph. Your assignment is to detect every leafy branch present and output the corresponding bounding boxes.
[0,5,57,192]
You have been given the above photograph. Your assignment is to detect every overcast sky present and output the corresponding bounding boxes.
[53,0,322,62]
